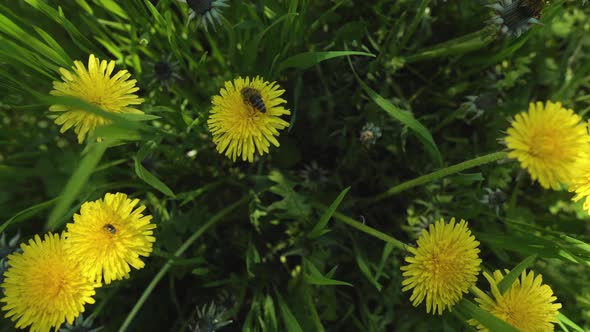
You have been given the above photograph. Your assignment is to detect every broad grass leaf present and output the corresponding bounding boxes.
[497,255,536,293]
[455,299,520,332]
[308,186,350,239]
[134,143,175,197]
[23,0,96,54]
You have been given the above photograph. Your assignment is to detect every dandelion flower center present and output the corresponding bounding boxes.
[50,54,144,143]
[64,192,156,284]
[1,233,97,332]
[470,270,561,332]
[401,218,481,315]
[207,76,290,162]
[505,100,589,190]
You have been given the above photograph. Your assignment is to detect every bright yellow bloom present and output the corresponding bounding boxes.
[401,218,481,315]
[470,269,562,332]
[207,76,290,162]
[64,192,156,284]
[505,101,589,190]
[569,152,590,214]
[50,54,144,143]
[1,233,98,332]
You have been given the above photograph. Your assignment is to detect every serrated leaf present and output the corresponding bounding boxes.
[267,170,311,220]
[303,258,352,287]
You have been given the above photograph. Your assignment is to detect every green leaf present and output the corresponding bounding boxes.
[456,299,520,332]
[303,258,352,287]
[47,140,110,229]
[279,51,375,72]
[308,187,350,239]
[275,292,304,332]
[355,76,443,166]
[95,0,129,19]
[353,247,382,291]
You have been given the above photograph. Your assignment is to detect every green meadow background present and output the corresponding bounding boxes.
[1,0,590,331]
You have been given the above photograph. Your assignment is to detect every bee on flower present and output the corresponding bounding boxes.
[207,76,290,163]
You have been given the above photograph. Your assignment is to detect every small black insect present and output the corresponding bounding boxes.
[104,224,117,234]
[241,87,266,113]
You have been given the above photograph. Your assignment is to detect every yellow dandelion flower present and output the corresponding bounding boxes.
[401,217,481,315]
[50,54,144,143]
[470,269,562,332]
[569,152,590,214]
[1,233,98,332]
[64,192,156,284]
[505,100,589,190]
[207,76,290,162]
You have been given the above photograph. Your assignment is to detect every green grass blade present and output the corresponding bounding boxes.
[275,292,304,332]
[0,198,58,233]
[118,197,249,332]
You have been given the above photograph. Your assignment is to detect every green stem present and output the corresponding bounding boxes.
[331,210,406,250]
[399,0,431,49]
[365,151,508,205]
[401,26,498,65]
[118,197,249,332]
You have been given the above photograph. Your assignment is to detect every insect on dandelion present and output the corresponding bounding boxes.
[177,0,229,31]
[469,269,562,332]
[401,218,481,315]
[50,54,144,143]
[1,233,98,332]
[64,192,156,284]
[504,101,589,190]
[207,76,291,162]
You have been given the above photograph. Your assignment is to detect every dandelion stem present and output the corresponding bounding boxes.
[365,151,508,205]
[118,196,249,332]
[324,207,406,250]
